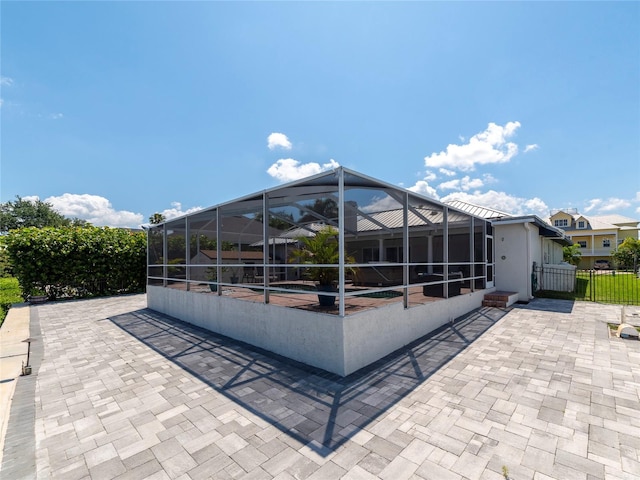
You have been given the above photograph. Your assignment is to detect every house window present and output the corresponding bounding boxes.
[554,219,568,227]
[577,241,587,248]
[577,221,586,229]
[602,239,610,248]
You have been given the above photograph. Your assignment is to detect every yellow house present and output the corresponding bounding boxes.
[548,209,639,269]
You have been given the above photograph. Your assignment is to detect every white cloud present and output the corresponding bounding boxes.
[267,132,292,150]
[407,180,438,199]
[0,76,13,86]
[361,195,403,213]
[424,121,521,172]
[438,175,485,192]
[440,190,549,217]
[459,176,485,191]
[158,202,203,221]
[44,193,144,228]
[583,199,601,213]
[267,158,339,182]
[438,179,460,191]
[424,171,437,182]
[482,173,497,184]
[438,168,456,177]
[49,113,64,120]
[601,198,631,212]
[524,197,549,215]
[524,144,539,153]
[584,197,631,214]
[625,192,639,214]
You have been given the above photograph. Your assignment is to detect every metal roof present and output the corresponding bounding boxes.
[357,207,470,232]
[445,200,510,219]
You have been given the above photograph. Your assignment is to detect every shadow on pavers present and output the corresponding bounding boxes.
[109,306,507,456]
[516,297,575,314]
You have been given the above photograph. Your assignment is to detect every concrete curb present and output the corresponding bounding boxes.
[0,303,42,478]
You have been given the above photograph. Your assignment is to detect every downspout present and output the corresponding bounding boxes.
[523,222,532,300]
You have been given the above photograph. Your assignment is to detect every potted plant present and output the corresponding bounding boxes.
[229,267,239,284]
[28,286,48,304]
[289,226,356,307]
[206,266,226,292]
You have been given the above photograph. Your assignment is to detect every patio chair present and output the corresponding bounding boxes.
[242,266,256,283]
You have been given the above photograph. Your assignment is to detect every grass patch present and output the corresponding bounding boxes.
[536,271,640,305]
[0,277,24,328]
[580,271,640,304]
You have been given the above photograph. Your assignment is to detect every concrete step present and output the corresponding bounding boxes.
[482,300,507,308]
[483,291,518,308]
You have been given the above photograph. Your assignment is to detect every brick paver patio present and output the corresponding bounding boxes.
[2,294,639,479]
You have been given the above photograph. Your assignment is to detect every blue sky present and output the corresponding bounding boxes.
[2,1,639,227]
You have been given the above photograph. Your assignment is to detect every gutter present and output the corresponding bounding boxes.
[491,215,572,246]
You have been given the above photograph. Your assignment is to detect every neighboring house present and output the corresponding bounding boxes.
[548,209,640,269]
[448,200,573,302]
[190,250,267,283]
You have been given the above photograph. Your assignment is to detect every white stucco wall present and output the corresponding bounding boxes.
[494,222,570,301]
[147,286,345,375]
[342,289,489,375]
[494,223,540,302]
[147,286,490,376]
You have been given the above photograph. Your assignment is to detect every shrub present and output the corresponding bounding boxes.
[0,277,23,327]
[0,239,13,277]
[3,226,146,300]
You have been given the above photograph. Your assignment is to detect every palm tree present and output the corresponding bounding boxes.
[289,226,355,306]
[149,213,166,225]
[563,243,582,266]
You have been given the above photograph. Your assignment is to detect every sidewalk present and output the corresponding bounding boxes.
[1,295,639,479]
[0,303,31,467]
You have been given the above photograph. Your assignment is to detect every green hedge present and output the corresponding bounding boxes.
[0,277,24,327]
[3,226,146,300]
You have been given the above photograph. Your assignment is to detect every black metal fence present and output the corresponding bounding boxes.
[533,265,640,305]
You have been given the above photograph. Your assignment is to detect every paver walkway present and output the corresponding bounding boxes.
[2,295,639,479]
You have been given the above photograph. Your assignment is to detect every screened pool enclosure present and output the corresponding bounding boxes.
[147,168,495,375]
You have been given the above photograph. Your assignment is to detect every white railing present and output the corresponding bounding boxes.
[578,248,614,257]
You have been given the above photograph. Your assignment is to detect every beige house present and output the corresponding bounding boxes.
[548,209,640,269]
